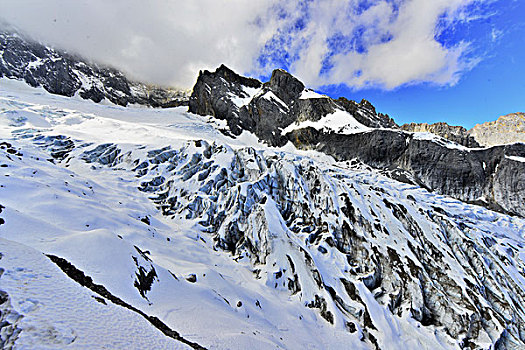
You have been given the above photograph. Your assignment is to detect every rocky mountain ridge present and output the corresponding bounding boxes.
[189,65,397,147]
[400,122,480,148]
[189,66,525,218]
[470,112,525,147]
[0,31,189,107]
[402,113,525,148]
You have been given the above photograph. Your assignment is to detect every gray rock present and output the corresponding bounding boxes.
[337,97,398,129]
[469,112,525,147]
[286,128,525,217]
[190,65,363,146]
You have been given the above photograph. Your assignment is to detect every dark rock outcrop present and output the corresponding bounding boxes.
[287,127,525,217]
[47,254,206,349]
[190,66,372,146]
[337,97,398,129]
[0,31,188,107]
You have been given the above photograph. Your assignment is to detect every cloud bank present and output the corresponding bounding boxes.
[0,0,490,89]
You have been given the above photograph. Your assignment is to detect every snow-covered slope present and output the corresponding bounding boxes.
[1,79,525,349]
[0,238,191,349]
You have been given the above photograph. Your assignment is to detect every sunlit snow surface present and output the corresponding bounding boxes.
[0,78,524,349]
[282,109,370,135]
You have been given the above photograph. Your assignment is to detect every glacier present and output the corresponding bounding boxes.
[0,78,525,349]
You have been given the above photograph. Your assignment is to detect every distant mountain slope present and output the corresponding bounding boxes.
[0,31,188,107]
[470,112,525,147]
[401,113,525,148]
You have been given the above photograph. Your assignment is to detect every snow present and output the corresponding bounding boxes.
[410,131,486,151]
[506,155,525,162]
[26,58,43,70]
[282,109,369,135]
[0,238,190,349]
[299,89,328,99]
[0,78,365,349]
[261,91,288,111]
[229,85,261,108]
[1,77,525,349]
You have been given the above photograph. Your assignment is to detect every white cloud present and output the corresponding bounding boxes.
[269,0,487,89]
[0,0,490,89]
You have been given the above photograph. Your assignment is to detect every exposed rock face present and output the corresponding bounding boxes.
[189,65,525,218]
[401,122,480,148]
[188,64,262,135]
[288,128,525,216]
[337,97,398,129]
[402,114,525,148]
[0,31,189,107]
[469,112,525,147]
[190,66,384,146]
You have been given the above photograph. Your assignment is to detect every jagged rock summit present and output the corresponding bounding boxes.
[189,65,525,218]
[190,65,397,146]
[0,30,189,107]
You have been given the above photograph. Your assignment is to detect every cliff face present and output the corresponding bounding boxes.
[288,128,525,217]
[401,113,525,148]
[400,122,480,148]
[469,112,525,147]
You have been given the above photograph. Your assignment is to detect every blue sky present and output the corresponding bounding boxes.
[318,0,525,128]
[1,0,524,128]
[253,0,525,128]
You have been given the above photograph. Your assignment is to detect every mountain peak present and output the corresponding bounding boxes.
[199,64,262,89]
[266,68,305,104]
[0,30,189,107]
